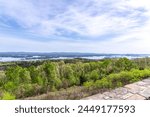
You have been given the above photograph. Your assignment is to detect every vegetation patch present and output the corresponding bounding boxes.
[0,57,150,100]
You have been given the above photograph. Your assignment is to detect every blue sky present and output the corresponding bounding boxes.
[0,0,150,53]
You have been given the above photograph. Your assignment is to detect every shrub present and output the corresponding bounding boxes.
[3,81,17,92]
[119,71,134,84]
[5,66,22,83]
[19,68,31,84]
[95,78,110,89]
[116,82,123,87]
[15,84,34,98]
[83,81,94,89]
[107,73,121,88]
[2,91,16,100]
[89,70,99,81]
[140,69,150,78]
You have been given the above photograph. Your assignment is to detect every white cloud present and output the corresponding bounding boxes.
[0,0,147,36]
[0,0,150,53]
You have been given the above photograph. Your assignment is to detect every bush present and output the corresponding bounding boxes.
[2,91,15,100]
[3,81,17,92]
[116,82,123,87]
[119,71,134,84]
[89,70,99,81]
[140,69,150,78]
[108,73,120,84]
[15,84,34,98]
[83,81,94,89]
[91,68,150,90]
[5,66,22,83]
[113,58,138,72]
[19,68,31,84]
[95,78,110,89]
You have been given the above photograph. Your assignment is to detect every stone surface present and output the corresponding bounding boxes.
[134,81,148,86]
[125,84,146,94]
[126,94,146,100]
[142,78,150,85]
[83,94,105,100]
[82,78,150,100]
[120,93,133,100]
[111,87,129,95]
[139,88,150,98]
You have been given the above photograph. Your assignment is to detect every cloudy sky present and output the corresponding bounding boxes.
[0,0,150,53]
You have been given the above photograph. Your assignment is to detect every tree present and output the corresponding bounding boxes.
[3,81,17,93]
[19,68,31,84]
[43,62,62,91]
[15,83,34,98]
[62,65,78,87]
[29,66,44,85]
[5,66,22,84]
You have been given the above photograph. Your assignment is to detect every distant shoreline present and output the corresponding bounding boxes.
[0,52,150,62]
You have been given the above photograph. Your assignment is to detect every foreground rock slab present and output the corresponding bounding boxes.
[82,78,150,100]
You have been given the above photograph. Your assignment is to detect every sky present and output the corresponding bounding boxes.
[0,0,150,54]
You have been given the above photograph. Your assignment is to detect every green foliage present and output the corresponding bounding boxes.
[83,81,94,89]
[29,66,44,85]
[43,62,62,90]
[140,68,150,78]
[19,68,31,84]
[3,81,17,92]
[114,58,137,72]
[0,71,5,79]
[2,91,16,100]
[95,78,110,89]
[134,58,150,70]
[0,77,5,87]
[15,84,35,98]
[5,66,21,83]
[89,70,99,81]
[61,65,78,87]
[83,63,91,73]
[1,57,150,99]
[87,68,150,90]
[84,70,99,82]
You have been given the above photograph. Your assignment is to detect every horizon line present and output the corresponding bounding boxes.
[0,51,150,55]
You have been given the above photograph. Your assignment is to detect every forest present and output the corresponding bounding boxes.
[0,57,150,100]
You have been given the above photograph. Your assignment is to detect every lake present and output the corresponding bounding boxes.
[0,52,150,62]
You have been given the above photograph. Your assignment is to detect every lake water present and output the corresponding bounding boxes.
[0,53,150,62]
